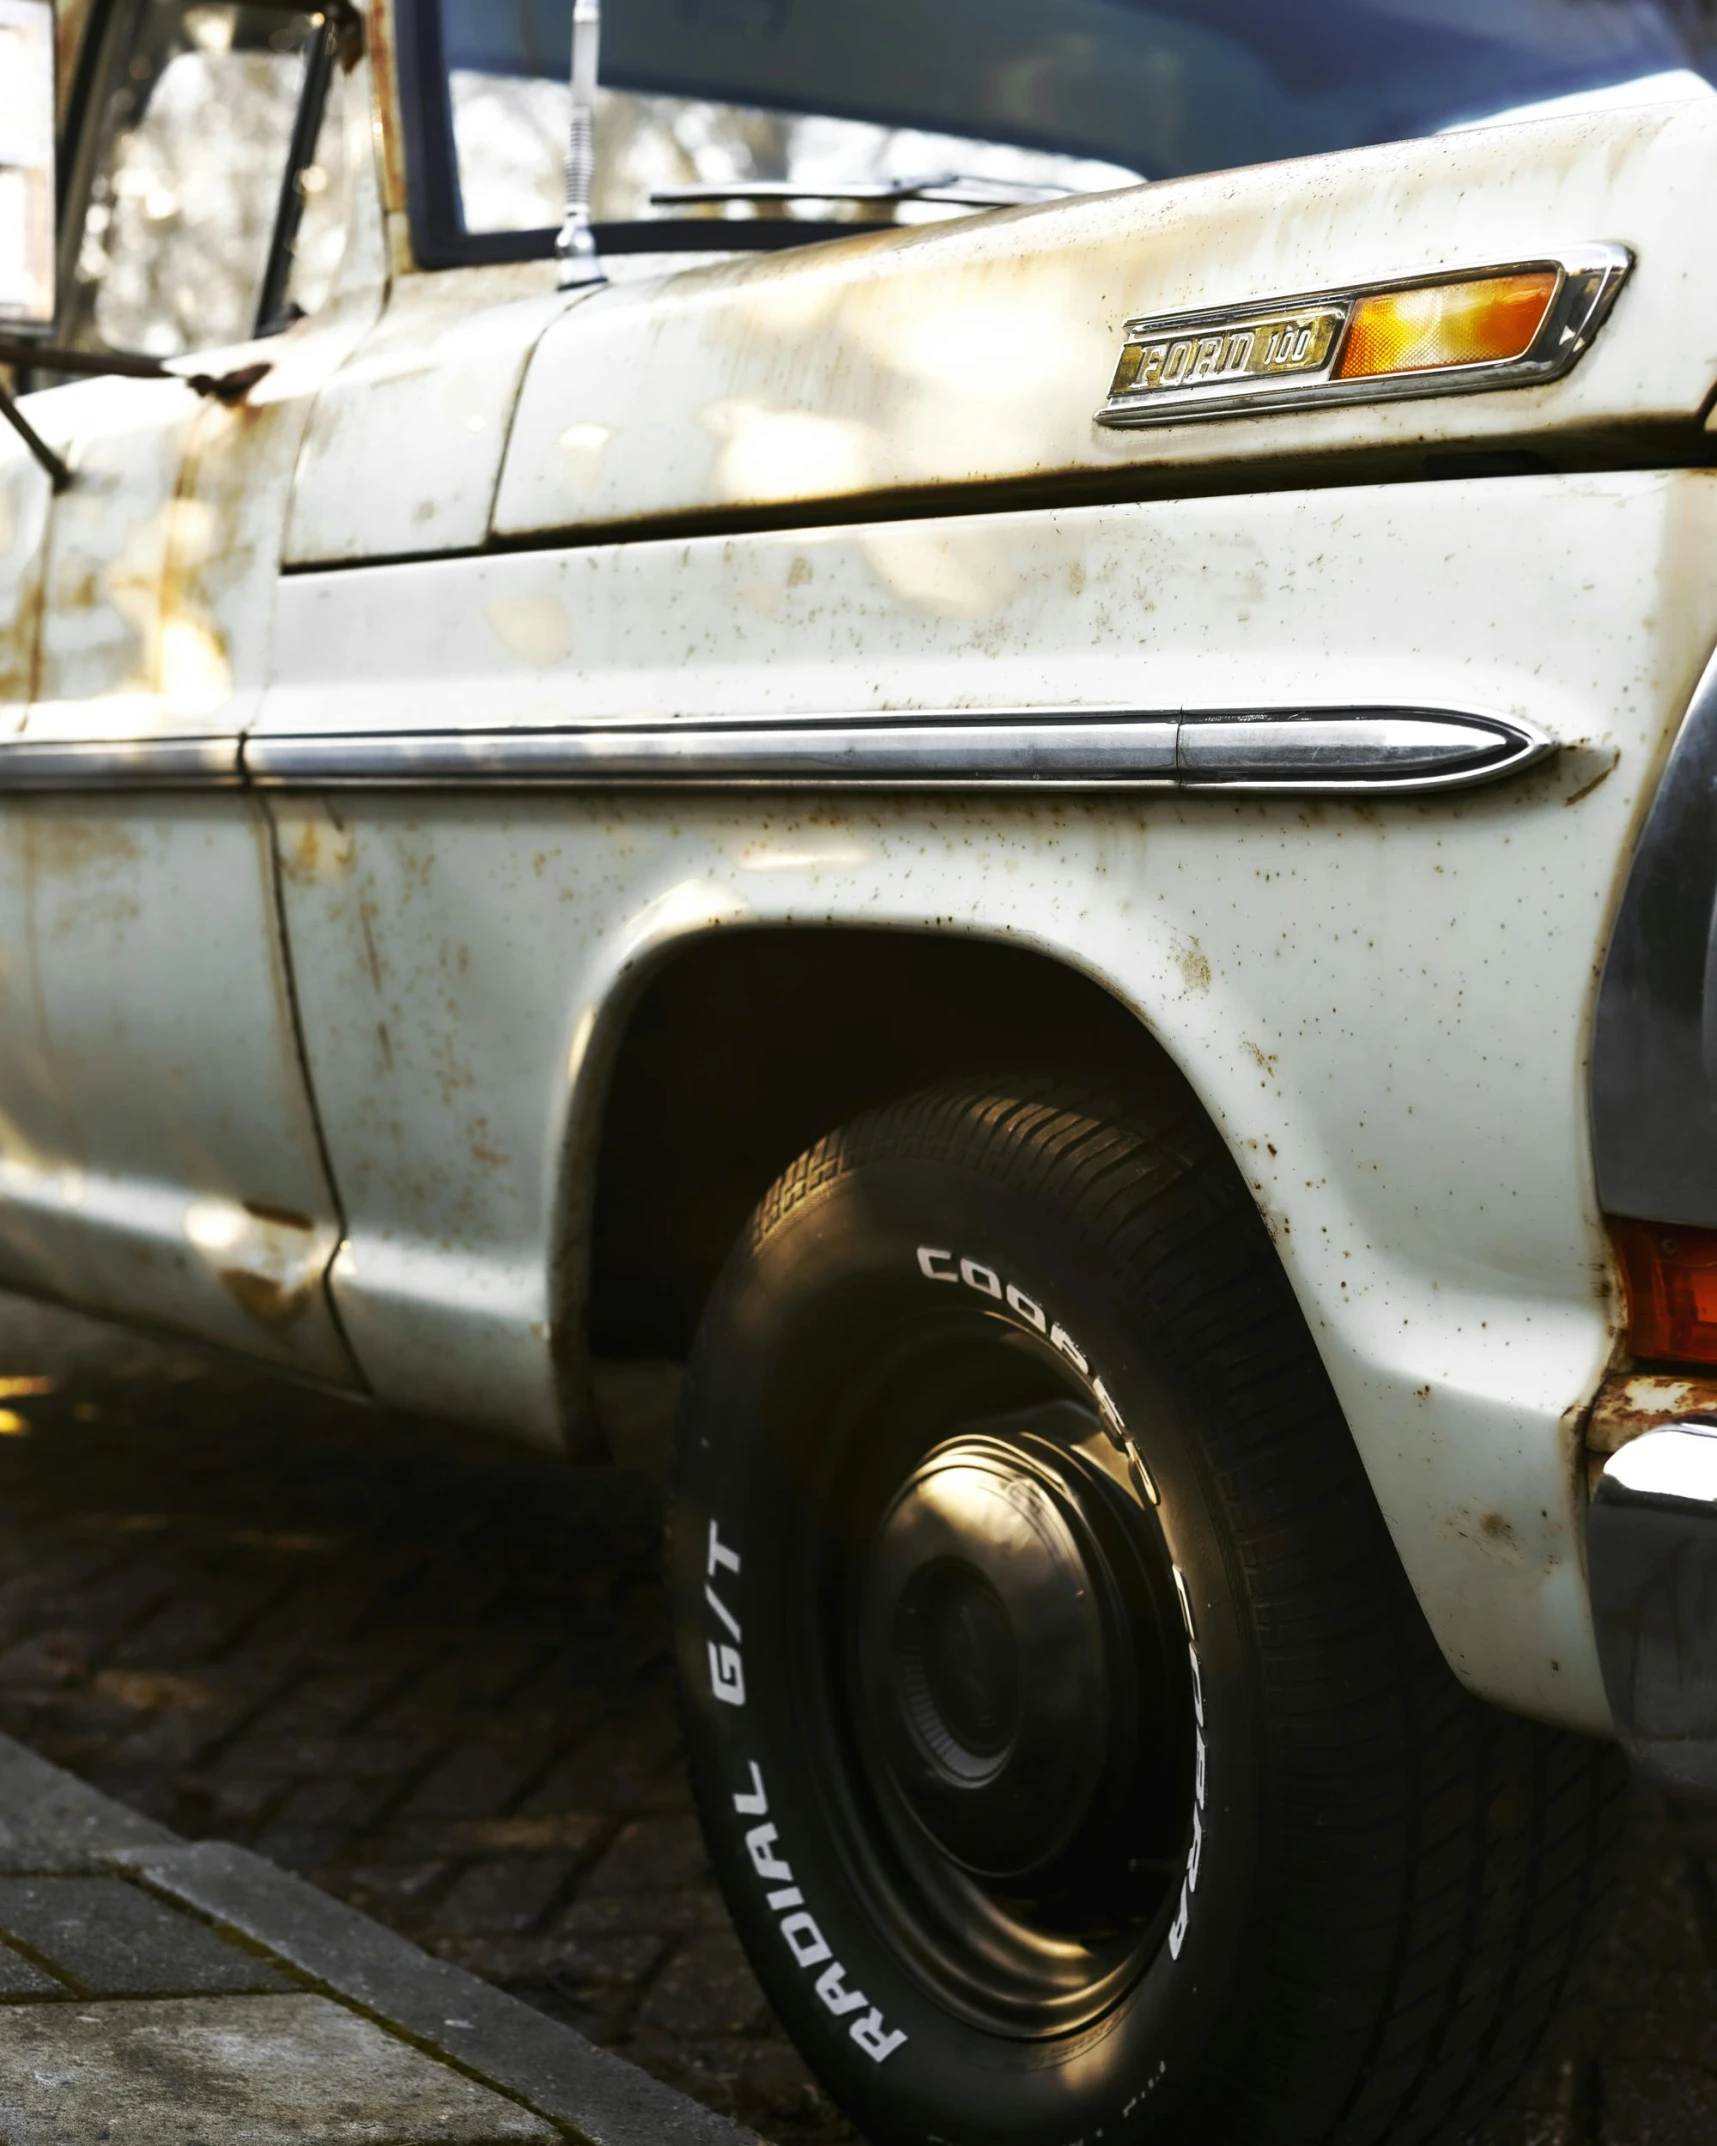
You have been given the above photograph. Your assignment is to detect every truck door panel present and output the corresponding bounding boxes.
[0,374,361,1369]
[0,11,383,1372]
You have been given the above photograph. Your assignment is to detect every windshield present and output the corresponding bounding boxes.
[433,0,1713,248]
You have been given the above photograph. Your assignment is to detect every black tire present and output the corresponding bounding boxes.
[671,1079,1624,2146]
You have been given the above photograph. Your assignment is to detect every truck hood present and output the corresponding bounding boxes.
[494,94,1717,541]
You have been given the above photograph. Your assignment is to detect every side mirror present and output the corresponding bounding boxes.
[0,0,56,338]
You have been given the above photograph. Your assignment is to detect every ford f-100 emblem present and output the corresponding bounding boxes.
[1096,245,1632,429]
[1108,306,1344,406]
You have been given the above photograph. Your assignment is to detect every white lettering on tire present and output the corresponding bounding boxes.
[915,1244,1089,1370]
[746,1821,794,1883]
[912,1241,1210,1968]
[959,1257,1002,1299]
[1005,1283,1047,1331]
[782,1912,832,1968]
[706,1519,746,1708]
[850,2011,909,2063]
[815,1959,870,2016]
[709,1643,745,1706]
[731,1764,908,2065]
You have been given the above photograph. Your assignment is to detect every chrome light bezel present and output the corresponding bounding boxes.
[1095,244,1632,430]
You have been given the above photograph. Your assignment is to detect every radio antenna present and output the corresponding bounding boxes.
[556,0,606,288]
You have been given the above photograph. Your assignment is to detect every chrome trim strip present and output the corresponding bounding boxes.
[244,708,1552,794]
[1589,1419,1717,1796]
[246,717,1180,788]
[0,737,243,788]
[1175,711,1547,791]
[0,711,1552,797]
[1096,244,1632,430]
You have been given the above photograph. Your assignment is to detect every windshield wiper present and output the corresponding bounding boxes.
[648,170,1076,213]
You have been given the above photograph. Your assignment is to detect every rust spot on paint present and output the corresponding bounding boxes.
[359,898,385,991]
[468,1116,511,1169]
[243,1199,315,1232]
[1587,1370,1717,1455]
[25,817,142,874]
[1450,1505,1528,1565]
[366,0,410,216]
[1562,748,1620,808]
[0,463,48,711]
[219,1267,314,1327]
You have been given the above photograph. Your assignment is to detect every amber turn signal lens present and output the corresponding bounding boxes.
[1335,270,1558,381]
[1610,1218,1717,1367]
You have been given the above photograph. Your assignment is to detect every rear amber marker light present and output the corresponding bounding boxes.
[1610,1218,1717,1368]
[1336,270,1559,381]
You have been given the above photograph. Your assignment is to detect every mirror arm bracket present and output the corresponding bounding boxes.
[0,381,71,493]
[0,344,274,494]
[0,340,270,401]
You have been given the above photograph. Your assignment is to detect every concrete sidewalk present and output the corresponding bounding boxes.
[0,1733,753,2145]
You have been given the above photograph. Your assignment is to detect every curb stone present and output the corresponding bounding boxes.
[0,1731,758,2146]
[0,1735,177,1870]
[113,1839,757,2146]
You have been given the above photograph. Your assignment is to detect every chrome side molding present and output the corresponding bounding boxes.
[0,736,243,787]
[241,707,1551,795]
[1175,710,1543,789]
[0,708,1553,796]
[1590,1421,1717,1797]
[245,714,1181,789]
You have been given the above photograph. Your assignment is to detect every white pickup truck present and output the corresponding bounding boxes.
[3,4,1717,2141]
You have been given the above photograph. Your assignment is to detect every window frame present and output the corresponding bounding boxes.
[394,0,876,271]
[53,0,344,352]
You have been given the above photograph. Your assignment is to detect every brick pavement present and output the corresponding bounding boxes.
[0,1294,1709,2144]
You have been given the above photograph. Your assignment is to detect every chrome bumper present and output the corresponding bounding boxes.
[1590,1420,1717,1796]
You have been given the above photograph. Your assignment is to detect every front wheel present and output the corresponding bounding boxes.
[672,1080,1623,2145]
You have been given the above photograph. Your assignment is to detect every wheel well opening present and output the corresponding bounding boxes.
[588,927,1204,1359]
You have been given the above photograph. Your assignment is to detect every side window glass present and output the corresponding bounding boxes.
[62,3,327,357]
[281,44,365,322]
